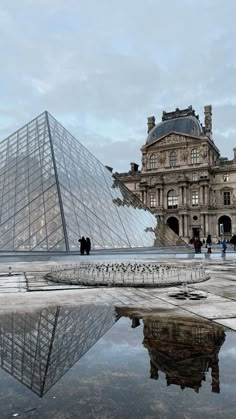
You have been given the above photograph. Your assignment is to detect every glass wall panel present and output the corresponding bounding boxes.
[0,112,64,251]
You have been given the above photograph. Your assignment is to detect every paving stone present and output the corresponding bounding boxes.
[0,253,235,325]
[182,301,236,319]
[212,318,236,330]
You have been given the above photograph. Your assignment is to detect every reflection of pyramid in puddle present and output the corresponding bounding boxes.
[0,305,117,397]
[117,308,226,393]
[0,111,181,251]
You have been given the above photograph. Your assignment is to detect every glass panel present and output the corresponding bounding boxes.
[49,109,158,248]
[0,113,65,251]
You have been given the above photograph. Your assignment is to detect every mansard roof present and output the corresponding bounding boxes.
[146,115,203,145]
[146,107,204,145]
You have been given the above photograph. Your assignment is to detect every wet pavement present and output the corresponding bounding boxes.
[0,249,236,417]
[0,305,235,419]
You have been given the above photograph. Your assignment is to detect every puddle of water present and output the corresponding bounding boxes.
[0,305,235,418]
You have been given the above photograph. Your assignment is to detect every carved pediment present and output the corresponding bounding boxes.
[148,175,163,184]
[147,133,203,149]
[164,173,179,183]
[220,186,233,192]
[162,134,187,145]
[178,173,187,181]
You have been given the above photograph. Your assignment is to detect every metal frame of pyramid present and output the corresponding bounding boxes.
[0,111,181,252]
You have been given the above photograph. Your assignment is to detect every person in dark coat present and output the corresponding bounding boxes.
[78,237,86,255]
[206,234,212,253]
[85,237,91,255]
[230,234,236,251]
[193,238,202,253]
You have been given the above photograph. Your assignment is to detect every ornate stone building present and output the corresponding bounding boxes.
[116,105,236,242]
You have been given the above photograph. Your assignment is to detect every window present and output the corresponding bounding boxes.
[223,173,229,182]
[169,151,177,167]
[191,148,199,164]
[167,190,178,209]
[192,191,199,206]
[192,173,198,181]
[150,193,156,208]
[149,154,157,170]
[224,191,231,205]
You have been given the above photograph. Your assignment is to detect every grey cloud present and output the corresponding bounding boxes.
[1,0,236,171]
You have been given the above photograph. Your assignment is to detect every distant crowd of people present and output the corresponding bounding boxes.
[78,237,91,255]
[191,234,236,254]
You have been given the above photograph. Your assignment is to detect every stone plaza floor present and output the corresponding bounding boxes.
[0,245,236,331]
[1,246,236,419]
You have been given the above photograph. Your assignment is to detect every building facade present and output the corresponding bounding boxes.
[116,105,236,243]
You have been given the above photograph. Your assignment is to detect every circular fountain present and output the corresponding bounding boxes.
[45,262,210,288]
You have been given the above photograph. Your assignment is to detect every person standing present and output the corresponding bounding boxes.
[78,237,86,255]
[206,234,212,253]
[85,237,91,255]
[222,239,227,254]
[230,234,236,251]
[81,237,86,255]
[193,238,202,253]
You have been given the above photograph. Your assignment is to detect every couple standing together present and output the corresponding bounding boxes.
[78,237,91,255]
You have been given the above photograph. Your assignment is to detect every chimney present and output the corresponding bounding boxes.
[147,116,155,133]
[233,148,236,161]
[130,162,139,172]
[204,105,212,138]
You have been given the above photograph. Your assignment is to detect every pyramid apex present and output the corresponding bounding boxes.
[0,110,176,251]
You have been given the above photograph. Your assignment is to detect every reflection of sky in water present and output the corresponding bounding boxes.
[0,312,236,418]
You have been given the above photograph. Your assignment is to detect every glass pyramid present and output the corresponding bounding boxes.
[0,111,179,252]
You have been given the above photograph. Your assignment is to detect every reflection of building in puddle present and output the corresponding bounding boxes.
[0,305,117,397]
[117,308,225,394]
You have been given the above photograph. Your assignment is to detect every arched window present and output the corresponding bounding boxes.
[169,151,177,167]
[191,148,199,164]
[167,189,178,209]
[149,154,157,169]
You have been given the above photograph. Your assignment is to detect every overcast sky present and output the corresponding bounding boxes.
[1,0,236,171]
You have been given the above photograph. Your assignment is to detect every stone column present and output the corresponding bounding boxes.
[179,215,183,238]
[232,214,236,235]
[184,215,188,238]
[205,185,209,206]
[205,214,209,235]
[208,214,212,236]
[200,186,204,205]
[179,187,183,206]
[182,214,185,236]
[184,187,187,205]
[156,188,159,207]
[215,215,219,238]
[143,190,147,205]
[200,214,205,237]
[160,188,163,207]
[210,214,217,240]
